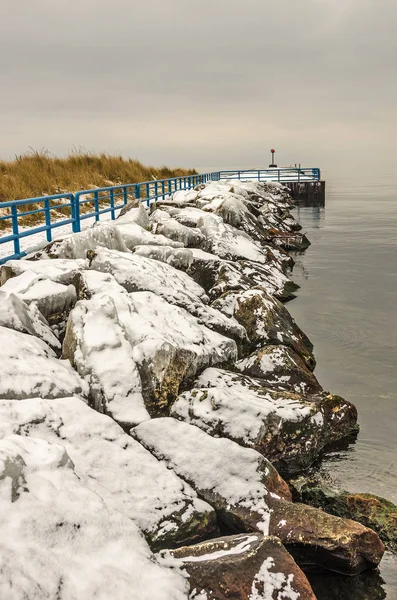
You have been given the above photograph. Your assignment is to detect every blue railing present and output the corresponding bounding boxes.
[0,167,320,264]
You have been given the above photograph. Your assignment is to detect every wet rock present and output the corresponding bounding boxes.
[291,478,397,552]
[131,417,292,535]
[0,397,218,551]
[171,368,358,475]
[160,533,316,600]
[0,290,60,351]
[212,288,315,369]
[0,325,87,400]
[236,345,322,395]
[0,270,76,323]
[268,497,385,575]
[64,271,237,422]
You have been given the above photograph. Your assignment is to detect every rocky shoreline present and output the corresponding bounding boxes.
[0,179,391,599]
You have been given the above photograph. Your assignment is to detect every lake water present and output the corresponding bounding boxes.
[288,176,397,598]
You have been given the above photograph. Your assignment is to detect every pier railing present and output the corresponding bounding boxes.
[0,167,320,264]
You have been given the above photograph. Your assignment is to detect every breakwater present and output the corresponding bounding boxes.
[0,178,389,599]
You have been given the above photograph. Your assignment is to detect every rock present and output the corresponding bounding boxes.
[266,229,311,252]
[117,199,150,229]
[63,271,237,421]
[160,534,316,600]
[132,245,193,270]
[291,478,397,552]
[188,251,298,303]
[88,248,246,343]
[0,326,87,400]
[171,368,358,475]
[0,258,88,286]
[0,270,76,323]
[150,209,206,247]
[131,417,291,535]
[213,288,315,369]
[306,561,389,600]
[268,497,385,575]
[0,397,218,551]
[236,345,322,395]
[115,221,185,250]
[0,290,60,351]
[0,434,190,600]
[29,222,128,260]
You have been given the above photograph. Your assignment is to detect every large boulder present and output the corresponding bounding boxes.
[0,290,60,352]
[150,209,206,247]
[236,345,322,395]
[160,534,316,600]
[0,258,88,286]
[87,248,246,343]
[0,434,190,600]
[213,288,315,369]
[132,244,193,271]
[1,270,76,323]
[131,417,292,535]
[0,397,218,551]
[116,221,185,250]
[171,368,358,474]
[63,271,237,422]
[132,418,384,575]
[0,326,87,400]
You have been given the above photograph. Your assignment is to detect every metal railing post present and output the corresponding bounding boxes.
[11,205,21,259]
[44,198,52,242]
[136,184,141,204]
[73,194,81,232]
[94,191,100,221]
[110,189,115,220]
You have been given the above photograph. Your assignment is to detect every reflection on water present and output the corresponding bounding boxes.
[288,177,397,597]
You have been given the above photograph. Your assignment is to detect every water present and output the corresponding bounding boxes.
[288,177,397,597]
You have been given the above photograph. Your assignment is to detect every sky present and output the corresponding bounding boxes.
[1,0,396,179]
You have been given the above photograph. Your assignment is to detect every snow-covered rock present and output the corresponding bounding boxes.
[132,245,193,271]
[116,200,150,229]
[161,533,316,600]
[150,209,206,248]
[131,417,291,535]
[0,258,88,286]
[1,270,76,322]
[0,326,87,400]
[115,222,184,250]
[64,271,237,421]
[0,434,190,600]
[212,288,315,369]
[235,345,322,395]
[171,368,358,474]
[30,223,128,260]
[88,248,246,342]
[0,397,218,550]
[0,290,60,351]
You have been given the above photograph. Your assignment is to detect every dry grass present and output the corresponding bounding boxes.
[0,150,197,230]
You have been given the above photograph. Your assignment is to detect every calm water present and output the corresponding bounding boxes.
[288,177,397,598]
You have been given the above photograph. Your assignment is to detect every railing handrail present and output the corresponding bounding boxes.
[0,167,321,265]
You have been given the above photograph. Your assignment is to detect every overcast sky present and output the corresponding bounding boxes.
[1,0,396,178]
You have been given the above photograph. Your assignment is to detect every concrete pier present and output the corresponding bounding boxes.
[285,180,325,207]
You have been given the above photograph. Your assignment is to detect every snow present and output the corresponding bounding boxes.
[1,258,88,285]
[249,558,299,600]
[150,209,206,248]
[115,221,184,250]
[132,417,278,535]
[132,244,193,270]
[0,397,215,549]
[171,367,317,445]
[0,326,87,400]
[0,433,190,600]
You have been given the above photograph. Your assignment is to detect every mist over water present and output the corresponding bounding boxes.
[288,176,397,597]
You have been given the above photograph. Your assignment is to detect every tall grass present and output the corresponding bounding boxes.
[0,150,197,230]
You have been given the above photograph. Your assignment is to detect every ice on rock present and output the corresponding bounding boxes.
[0,397,217,550]
[0,290,60,351]
[0,434,190,600]
[1,270,76,322]
[32,223,128,260]
[114,221,185,250]
[116,200,150,229]
[88,248,246,342]
[64,271,237,419]
[150,209,206,248]
[132,245,193,271]
[0,326,87,400]
[132,417,291,535]
[0,258,88,286]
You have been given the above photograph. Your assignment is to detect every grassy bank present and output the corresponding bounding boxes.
[0,151,197,230]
